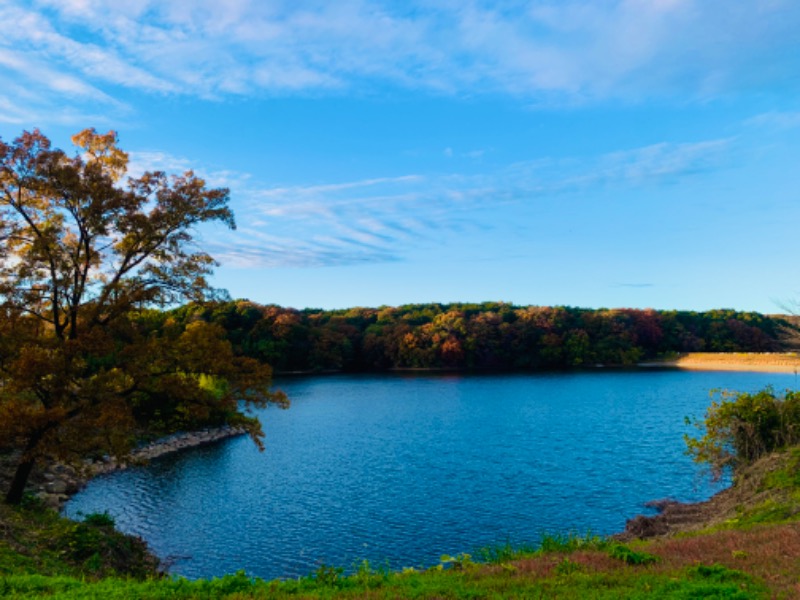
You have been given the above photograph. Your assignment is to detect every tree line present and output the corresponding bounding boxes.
[160,301,792,373]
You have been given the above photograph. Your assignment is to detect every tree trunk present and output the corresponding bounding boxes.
[5,456,36,505]
[5,429,46,505]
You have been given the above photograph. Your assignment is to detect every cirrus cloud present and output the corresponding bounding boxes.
[2,1,800,125]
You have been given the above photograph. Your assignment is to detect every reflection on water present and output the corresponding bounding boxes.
[65,370,792,580]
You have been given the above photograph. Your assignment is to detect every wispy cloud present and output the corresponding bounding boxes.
[182,135,735,269]
[2,1,800,124]
[549,139,733,190]
[745,111,800,130]
[612,283,655,289]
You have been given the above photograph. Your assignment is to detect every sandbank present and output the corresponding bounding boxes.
[640,352,800,373]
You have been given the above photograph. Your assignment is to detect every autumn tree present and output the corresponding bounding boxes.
[0,129,287,505]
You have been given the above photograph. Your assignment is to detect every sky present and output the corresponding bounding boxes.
[1,1,800,313]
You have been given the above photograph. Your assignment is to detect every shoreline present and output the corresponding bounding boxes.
[639,351,800,373]
[28,426,247,510]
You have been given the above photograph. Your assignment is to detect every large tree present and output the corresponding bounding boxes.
[0,129,287,504]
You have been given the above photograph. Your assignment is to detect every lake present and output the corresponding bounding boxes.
[64,369,797,580]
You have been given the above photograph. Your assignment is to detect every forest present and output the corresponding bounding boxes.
[162,301,793,373]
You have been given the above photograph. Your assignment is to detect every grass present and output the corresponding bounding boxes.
[0,559,768,599]
[0,497,157,580]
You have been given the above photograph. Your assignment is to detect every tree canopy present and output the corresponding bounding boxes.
[0,129,286,504]
[164,301,791,374]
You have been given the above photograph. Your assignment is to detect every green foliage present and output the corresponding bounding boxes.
[81,511,116,528]
[607,543,658,566]
[437,552,475,571]
[688,563,749,584]
[537,531,609,554]
[762,446,800,490]
[475,539,541,563]
[739,500,795,526]
[685,388,800,479]
[554,557,583,575]
[310,563,344,587]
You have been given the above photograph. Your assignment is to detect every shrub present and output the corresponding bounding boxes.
[685,387,800,479]
[607,543,658,566]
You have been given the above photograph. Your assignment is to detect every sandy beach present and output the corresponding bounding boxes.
[641,352,800,373]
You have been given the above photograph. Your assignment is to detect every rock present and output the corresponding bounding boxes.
[45,480,68,494]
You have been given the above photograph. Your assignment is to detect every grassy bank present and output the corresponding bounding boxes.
[2,447,800,598]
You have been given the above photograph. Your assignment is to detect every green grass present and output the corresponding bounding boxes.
[762,447,800,491]
[0,562,767,599]
[475,532,606,563]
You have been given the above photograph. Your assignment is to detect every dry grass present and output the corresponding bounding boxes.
[649,523,800,598]
[647,352,800,372]
[478,523,799,598]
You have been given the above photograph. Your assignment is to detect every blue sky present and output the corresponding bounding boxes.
[2,1,800,313]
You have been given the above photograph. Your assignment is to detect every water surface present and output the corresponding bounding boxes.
[65,370,796,580]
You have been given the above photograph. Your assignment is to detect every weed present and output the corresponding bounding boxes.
[688,563,749,583]
[352,558,390,588]
[311,563,343,587]
[475,539,539,563]
[555,558,582,575]
[438,553,475,571]
[538,531,608,554]
[81,512,116,528]
[607,543,658,566]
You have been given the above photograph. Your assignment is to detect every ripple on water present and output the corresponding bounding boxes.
[65,371,782,580]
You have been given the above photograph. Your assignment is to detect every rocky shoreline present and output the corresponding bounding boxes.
[616,450,798,541]
[2,426,246,511]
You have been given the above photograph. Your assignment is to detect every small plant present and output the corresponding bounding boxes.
[438,553,475,571]
[19,493,47,511]
[312,563,344,587]
[476,540,539,563]
[688,563,748,583]
[554,557,582,575]
[607,543,658,566]
[352,559,389,588]
[538,531,608,554]
[82,511,116,528]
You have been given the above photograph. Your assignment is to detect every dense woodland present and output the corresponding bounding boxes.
[159,301,794,373]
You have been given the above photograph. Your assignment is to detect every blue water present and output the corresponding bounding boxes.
[65,369,797,580]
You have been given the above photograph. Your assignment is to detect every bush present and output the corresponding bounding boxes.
[685,387,800,479]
